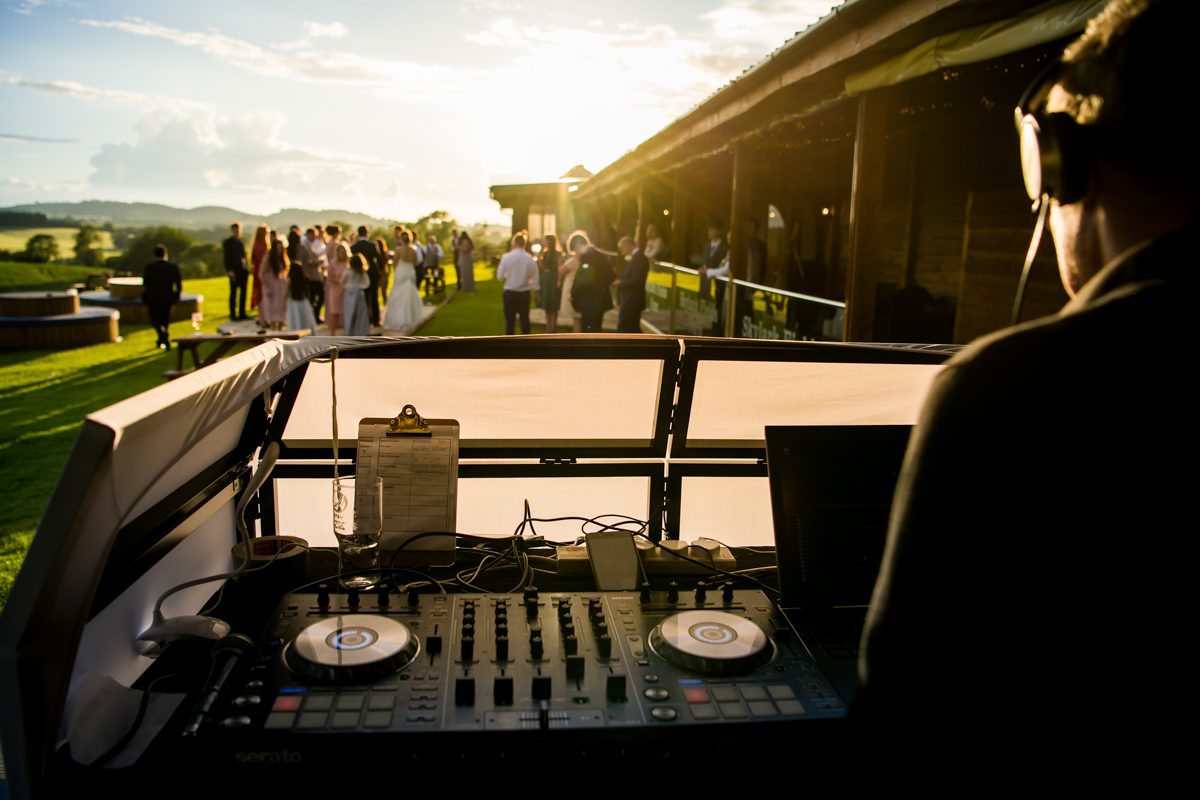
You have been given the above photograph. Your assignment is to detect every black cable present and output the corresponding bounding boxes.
[91,672,189,767]
[1012,194,1050,325]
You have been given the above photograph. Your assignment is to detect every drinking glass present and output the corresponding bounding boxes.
[332,476,383,590]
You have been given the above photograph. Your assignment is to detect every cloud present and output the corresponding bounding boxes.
[701,1,841,46]
[86,107,411,212]
[77,16,480,100]
[465,1,524,11]
[4,75,211,110]
[2,175,85,192]
[80,16,452,91]
[0,132,77,143]
[7,0,62,15]
[302,20,348,39]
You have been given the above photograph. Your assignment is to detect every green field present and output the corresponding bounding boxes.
[0,261,98,291]
[0,226,118,259]
[0,259,505,607]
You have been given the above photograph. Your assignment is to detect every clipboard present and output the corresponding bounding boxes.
[355,407,458,566]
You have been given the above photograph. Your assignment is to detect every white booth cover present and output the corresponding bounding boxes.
[0,334,945,795]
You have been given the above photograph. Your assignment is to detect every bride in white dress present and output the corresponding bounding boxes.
[383,235,425,332]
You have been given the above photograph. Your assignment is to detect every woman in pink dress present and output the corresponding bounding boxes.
[250,223,269,321]
[324,238,349,334]
[261,240,290,329]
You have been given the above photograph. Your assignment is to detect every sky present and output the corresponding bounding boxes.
[0,0,841,223]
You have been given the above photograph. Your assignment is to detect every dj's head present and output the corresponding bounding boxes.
[1017,0,1198,294]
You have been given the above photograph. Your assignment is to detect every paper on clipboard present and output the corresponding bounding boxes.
[355,415,458,565]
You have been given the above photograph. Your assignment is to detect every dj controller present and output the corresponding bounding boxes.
[201,585,847,764]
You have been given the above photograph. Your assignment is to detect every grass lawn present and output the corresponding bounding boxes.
[419,271,506,336]
[0,227,117,259]
[0,259,510,607]
[0,268,235,607]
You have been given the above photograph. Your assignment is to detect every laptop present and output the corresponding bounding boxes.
[765,424,911,700]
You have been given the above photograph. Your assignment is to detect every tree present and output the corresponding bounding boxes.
[23,234,59,263]
[74,224,102,266]
[178,242,223,278]
[412,211,457,246]
[120,226,194,270]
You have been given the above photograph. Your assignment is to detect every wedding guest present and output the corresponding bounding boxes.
[261,240,290,330]
[616,235,649,333]
[250,223,270,322]
[538,234,563,333]
[644,224,666,261]
[325,235,349,334]
[343,252,372,336]
[301,227,326,323]
[568,231,615,333]
[286,257,318,331]
[456,231,476,292]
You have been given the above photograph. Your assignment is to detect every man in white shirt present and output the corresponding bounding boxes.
[496,233,537,334]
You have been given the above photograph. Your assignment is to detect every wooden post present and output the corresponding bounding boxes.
[900,135,922,288]
[845,91,887,342]
[670,170,690,268]
[725,141,752,338]
[635,182,645,248]
[952,190,975,343]
[591,200,609,248]
[614,191,625,246]
[512,201,530,238]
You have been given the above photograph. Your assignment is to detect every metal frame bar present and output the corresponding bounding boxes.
[269,462,665,540]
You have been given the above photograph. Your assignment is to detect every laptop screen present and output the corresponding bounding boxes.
[766,425,911,610]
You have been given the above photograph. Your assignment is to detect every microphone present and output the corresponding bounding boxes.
[182,633,256,737]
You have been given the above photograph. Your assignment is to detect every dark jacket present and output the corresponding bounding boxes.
[142,259,182,307]
[351,238,382,281]
[570,247,615,316]
[223,236,247,275]
[704,238,729,271]
[619,251,649,305]
[857,227,1194,747]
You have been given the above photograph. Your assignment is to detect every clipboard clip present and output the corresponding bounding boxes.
[387,404,432,436]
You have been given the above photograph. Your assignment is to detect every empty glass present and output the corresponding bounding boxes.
[332,476,383,590]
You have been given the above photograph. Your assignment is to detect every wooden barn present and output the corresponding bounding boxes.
[566,0,1103,343]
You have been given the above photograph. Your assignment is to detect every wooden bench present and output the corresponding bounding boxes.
[166,329,311,379]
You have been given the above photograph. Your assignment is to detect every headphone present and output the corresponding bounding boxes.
[1014,58,1090,205]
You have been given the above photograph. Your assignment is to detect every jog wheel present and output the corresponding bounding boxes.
[648,610,773,675]
[284,614,419,683]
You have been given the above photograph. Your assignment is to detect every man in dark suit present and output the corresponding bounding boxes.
[222,222,248,320]
[616,236,649,333]
[568,233,615,333]
[351,225,383,326]
[142,244,182,350]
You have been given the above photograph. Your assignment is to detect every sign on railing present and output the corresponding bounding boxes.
[642,261,846,341]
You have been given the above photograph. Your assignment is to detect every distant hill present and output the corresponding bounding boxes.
[1,201,399,231]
